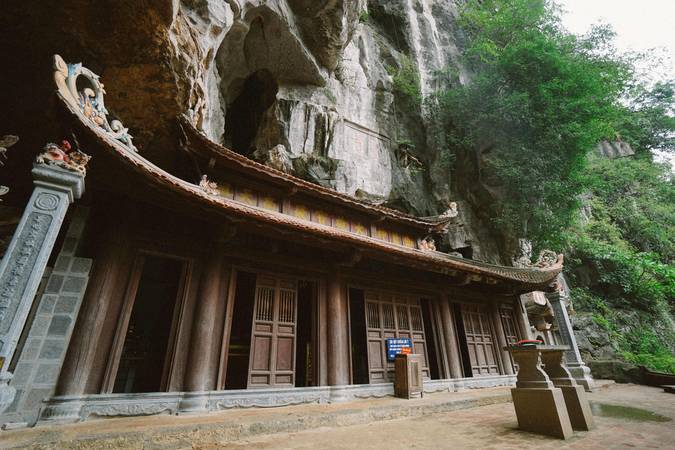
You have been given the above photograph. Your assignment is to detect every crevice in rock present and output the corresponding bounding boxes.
[223,69,278,156]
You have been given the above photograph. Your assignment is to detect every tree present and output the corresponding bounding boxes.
[435,0,632,249]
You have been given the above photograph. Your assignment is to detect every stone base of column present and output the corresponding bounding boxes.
[37,399,83,425]
[0,373,16,414]
[558,385,595,430]
[567,363,595,392]
[178,392,210,414]
[511,388,573,439]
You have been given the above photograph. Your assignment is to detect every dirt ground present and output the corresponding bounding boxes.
[217,384,675,450]
[1,383,673,449]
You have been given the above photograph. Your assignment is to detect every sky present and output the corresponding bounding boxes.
[560,0,674,168]
[559,0,675,77]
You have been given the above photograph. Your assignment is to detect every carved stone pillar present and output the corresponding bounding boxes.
[514,295,534,340]
[439,298,463,379]
[546,291,594,392]
[180,249,227,413]
[326,274,349,388]
[490,304,514,375]
[0,163,85,413]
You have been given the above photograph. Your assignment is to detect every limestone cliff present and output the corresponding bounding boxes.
[0,0,504,263]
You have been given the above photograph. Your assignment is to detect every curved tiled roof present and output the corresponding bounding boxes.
[179,116,452,233]
[53,54,563,292]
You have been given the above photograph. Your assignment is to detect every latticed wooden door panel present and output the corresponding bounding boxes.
[364,291,429,383]
[500,306,520,371]
[248,276,297,388]
[500,306,519,344]
[460,303,500,376]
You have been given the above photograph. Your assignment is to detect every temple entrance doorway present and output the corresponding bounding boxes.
[294,280,317,388]
[362,290,430,383]
[459,303,500,376]
[349,288,370,385]
[111,255,187,393]
[247,275,297,388]
[224,270,317,390]
[224,271,256,389]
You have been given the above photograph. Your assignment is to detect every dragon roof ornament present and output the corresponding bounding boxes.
[53,54,137,152]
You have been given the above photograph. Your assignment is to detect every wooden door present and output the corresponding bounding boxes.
[248,276,297,388]
[460,303,500,376]
[500,306,520,371]
[364,291,429,383]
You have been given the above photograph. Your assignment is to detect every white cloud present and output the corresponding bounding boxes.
[559,0,674,77]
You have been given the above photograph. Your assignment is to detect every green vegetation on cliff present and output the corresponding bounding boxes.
[435,0,675,372]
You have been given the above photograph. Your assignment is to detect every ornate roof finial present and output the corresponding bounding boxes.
[35,140,91,175]
[53,54,137,152]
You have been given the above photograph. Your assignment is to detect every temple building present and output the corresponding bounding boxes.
[0,56,590,427]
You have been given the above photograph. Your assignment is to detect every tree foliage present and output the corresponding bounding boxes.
[435,0,632,247]
[433,0,675,372]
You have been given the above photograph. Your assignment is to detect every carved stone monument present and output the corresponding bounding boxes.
[0,152,87,414]
[546,278,595,392]
[507,345,573,439]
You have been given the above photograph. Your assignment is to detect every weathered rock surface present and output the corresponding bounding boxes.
[0,0,508,263]
[597,140,635,159]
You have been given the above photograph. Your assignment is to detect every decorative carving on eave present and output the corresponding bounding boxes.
[36,140,90,175]
[512,238,563,270]
[199,174,219,195]
[53,54,137,153]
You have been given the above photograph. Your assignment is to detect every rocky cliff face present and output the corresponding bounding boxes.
[0,0,505,263]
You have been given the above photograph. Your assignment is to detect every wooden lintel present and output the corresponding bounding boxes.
[215,223,237,244]
[337,249,362,268]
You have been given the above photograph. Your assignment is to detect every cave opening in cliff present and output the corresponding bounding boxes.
[224,69,278,157]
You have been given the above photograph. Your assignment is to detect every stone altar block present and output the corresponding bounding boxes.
[507,345,573,439]
[540,348,595,431]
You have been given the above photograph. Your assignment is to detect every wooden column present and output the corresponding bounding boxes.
[179,249,228,413]
[317,280,329,386]
[326,274,349,386]
[184,250,227,392]
[439,296,463,379]
[491,303,514,375]
[431,300,451,378]
[56,222,132,396]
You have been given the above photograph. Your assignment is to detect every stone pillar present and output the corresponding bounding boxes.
[439,298,463,379]
[546,291,594,392]
[514,295,534,340]
[0,208,91,426]
[180,249,227,413]
[0,164,85,414]
[326,275,349,387]
[490,304,514,375]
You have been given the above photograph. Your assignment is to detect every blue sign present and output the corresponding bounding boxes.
[386,338,412,361]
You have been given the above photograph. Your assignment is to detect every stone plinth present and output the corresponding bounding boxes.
[507,345,573,439]
[540,349,595,431]
[511,387,573,439]
[547,290,595,392]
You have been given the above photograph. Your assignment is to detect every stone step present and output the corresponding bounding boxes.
[0,387,513,449]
